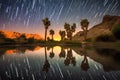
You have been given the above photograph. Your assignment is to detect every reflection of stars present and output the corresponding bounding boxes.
[0,0,119,35]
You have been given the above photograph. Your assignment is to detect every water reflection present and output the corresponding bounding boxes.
[64,48,76,66]
[42,47,50,73]
[59,47,66,58]
[0,45,120,80]
[49,47,55,59]
[0,45,38,56]
[80,44,90,71]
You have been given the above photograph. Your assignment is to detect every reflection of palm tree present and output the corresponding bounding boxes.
[49,29,54,41]
[42,47,50,73]
[49,47,55,59]
[59,47,66,58]
[80,45,90,71]
[64,48,76,66]
[18,47,26,54]
[42,17,51,42]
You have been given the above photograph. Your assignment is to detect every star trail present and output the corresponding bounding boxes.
[0,0,120,39]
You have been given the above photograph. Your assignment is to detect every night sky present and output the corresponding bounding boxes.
[0,0,120,40]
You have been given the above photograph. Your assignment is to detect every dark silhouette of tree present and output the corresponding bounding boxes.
[112,24,120,39]
[0,32,6,44]
[59,30,66,41]
[42,47,50,73]
[64,23,71,40]
[80,19,89,41]
[0,32,5,39]
[27,37,35,43]
[47,37,50,41]
[49,29,55,41]
[70,23,76,40]
[42,17,51,42]
[17,34,27,43]
[80,44,90,71]
[59,47,66,58]
[64,23,76,40]
[64,48,76,66]
[49,47,55,59]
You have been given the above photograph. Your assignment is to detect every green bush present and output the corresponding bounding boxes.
[112,24,120,39]
[95,34,116,42]
[4,38,16,44]
[27,37,35,43]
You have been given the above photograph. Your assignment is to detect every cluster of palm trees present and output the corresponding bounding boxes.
[58,23,76,41]
[42,17,89,42]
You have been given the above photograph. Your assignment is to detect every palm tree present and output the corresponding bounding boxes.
[64,23,70,39]
[70,23,76,40]
[80,19,89,41]
[42,17,51,42]
[64,23,76,40]
[64,23,70,32]
[49,29,54,41]
[59,30,66,41]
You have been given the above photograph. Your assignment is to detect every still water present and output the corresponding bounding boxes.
[0,45,120,80]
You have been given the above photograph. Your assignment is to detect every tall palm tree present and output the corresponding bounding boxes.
[49,29,54,41]
[80,19,89,41]
[59,30,66,41]
[42,17,51,42]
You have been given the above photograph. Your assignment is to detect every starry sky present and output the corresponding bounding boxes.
[0,0,120,40]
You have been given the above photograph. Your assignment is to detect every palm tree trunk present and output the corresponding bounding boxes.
[52,35,53,41]
[45,29,47,42]
[70,33,73,40]
[84,30,87,41]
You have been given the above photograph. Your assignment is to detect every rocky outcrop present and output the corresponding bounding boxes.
[0,30,43,40]
[73,15,120,41]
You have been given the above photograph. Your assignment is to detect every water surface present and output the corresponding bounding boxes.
[0,45,120,80]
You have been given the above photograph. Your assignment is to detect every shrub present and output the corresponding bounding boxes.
[27,37,35,43]
[4,38,16,44]
[95,34,116,42]
[86,38,92,42]
[112,24,120,39]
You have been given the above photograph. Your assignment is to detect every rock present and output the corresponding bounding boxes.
[73,15,120,41]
